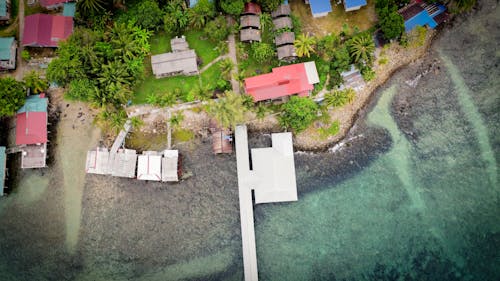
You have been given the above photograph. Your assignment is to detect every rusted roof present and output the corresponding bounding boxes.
[398,3,424,21]
[243,2,261,15]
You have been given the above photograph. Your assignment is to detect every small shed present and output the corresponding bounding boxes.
[161,150,179,182]
[344,0,367,12]
[277,45,297,61]
[240,28,261,43]
[274,31,295,47]
[0,37,16,70]
[271,4,291,18]
[308,0,332,18]
[272,16,293,31]
[243,2,261,15]
[240,15,260,29]
[137,151,162,181]
[340,64,365,91]
[171,36,189,52]
[86,147,110,175]
[110,149,137,178]
[212,130,233,154]
[0,146,6,196]
[151,49,199,78]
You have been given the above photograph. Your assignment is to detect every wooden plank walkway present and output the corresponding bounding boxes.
[235,125,259,281]
[110,119,132,154]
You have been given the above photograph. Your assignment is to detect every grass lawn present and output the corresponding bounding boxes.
[149,30,220,67]
[289,0,377,37]
[133,61,222,104]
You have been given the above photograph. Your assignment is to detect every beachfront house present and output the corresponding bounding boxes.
[151,36,199,78]
[0,146,6,196]
[0,37,16,70]
[244,62,319,102]
[399,2,448,32]
[344,0,367,12]
[15,94,49,169]
[22,14,74,47]
[0,0,11,23]
[306,0,332,18]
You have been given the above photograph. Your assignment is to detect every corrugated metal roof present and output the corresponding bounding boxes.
[0,146,5,194]
[17,95,48,114]
[404,9,437,31]
[309,0,332,15]
[0,0,7,18]
[0,37,14,60]
[344,0,367,9]
[22,14,74,47]
[16,112,48,145]
[63,2,76,17]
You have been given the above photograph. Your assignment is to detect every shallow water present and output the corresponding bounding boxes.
[0,1,499,281]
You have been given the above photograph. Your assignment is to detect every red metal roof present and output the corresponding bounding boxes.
[244,63,313,102]
[22,14,73,47]
[39,0,69,7]
[16,112,48,145]
[244,2,261,14]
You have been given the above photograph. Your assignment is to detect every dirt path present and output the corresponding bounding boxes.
[227,34,240,94]
[199,55,227,73]
[15,0,25,81]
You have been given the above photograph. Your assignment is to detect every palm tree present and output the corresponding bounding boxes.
[294,33,316,58]
[77,0,106,15]
[348,35,375,64]
[23,71,48,94]
[219,58,234,80]
[206,91,248,129]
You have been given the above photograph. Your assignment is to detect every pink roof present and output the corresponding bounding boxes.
[244,63,313,102]
[39,0,69,7]
[22,14,73,47]
[16,112,48,145]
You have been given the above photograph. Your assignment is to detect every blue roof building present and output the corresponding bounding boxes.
[344,0,367,12]
[63,2,76,17]
[0,0,10,21]
[399,2,447,32]
[0,146,6,196]
[17,94,49,114]
[308,0,332,18]
[0,37,16,70]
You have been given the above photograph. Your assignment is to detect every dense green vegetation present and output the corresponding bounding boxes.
[0,78,26,117]
[279,96,319,133]
[206,91,251,128]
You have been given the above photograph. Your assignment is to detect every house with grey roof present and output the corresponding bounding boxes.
[0,37,16,69]
[240,28,261,43]
[272,16,293,31]
[151,36,199,78]
[277,45,297,61]
[0,0,11,23]
[271,3,291,18]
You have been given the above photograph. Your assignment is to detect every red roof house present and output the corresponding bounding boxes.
[22,14,73,47]
[39,0,72,9]
[15,112,48,145]
[244,62,320,102]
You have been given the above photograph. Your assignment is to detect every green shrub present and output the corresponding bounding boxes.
[67,79,96,101]
[21,50,31,61]
[324,88,355,107]
[319,120,340,139]
[279,96,319,133]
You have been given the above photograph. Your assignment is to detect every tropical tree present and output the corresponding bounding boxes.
[256,0,282,12]
[164,0,189,35]
[67,79,96,101]
[279,96,319,132]
[203,16,230,42]
[206,91,248,128]
[294,33,316,58]
[377,6,404,40]
[23,71,48,94]
[259,13,273,31]
[324,88,355,107]
[77,0,106,15]
[251,42,274,63]
[348,34,375,64]
[188,0,216,29]
[219,58,234,80]
[0,77,25,117]
[219,0,244,16]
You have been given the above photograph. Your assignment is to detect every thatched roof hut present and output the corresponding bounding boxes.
[275,32,295,47]
[271,4,291,18]
[240,28,261,42]
[240,15,260,29]
[277,45,297,61]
